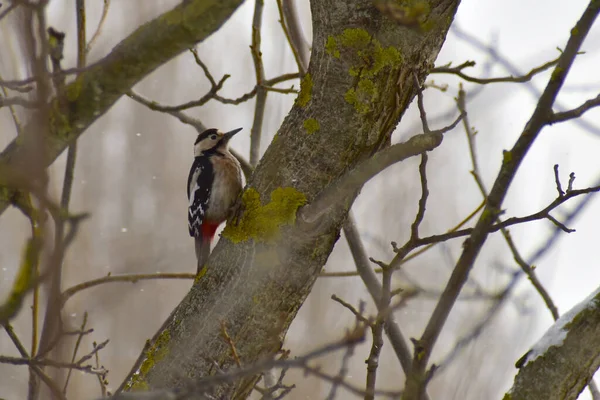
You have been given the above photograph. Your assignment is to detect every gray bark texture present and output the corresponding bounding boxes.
[507,288,600,400]
[118,0,460,398]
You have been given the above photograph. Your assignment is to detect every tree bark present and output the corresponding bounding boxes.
[507,287,600,400]
[118,0,460,397]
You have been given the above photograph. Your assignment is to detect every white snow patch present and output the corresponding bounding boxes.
[524,286,600,366]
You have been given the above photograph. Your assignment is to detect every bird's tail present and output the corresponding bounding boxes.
[194,236,211,274]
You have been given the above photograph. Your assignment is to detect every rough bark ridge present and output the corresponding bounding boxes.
[120,0,460,397]
[507,288,600,400]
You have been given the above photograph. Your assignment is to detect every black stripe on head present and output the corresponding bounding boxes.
[195,128,219,145]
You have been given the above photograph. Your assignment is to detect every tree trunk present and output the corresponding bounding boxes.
[119,0,460,397]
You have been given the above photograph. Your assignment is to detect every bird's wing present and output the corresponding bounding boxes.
[187,157,213,237]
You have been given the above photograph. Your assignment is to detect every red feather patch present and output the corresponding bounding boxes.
[202,222,220,241]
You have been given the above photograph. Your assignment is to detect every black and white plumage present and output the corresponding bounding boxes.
[187,155,213,237]
[187,127,243,272]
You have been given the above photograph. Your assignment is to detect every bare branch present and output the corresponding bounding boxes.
[0,2,17,22]
[220,321,242,368]
[342,215,420,394]
[249,0,267,166]
[331,295,371,326]
[277,0,308,75]
[300,124,460,224]
[126,90,254,181]
[551,92,600,123]
[0,354,106,375]
[61,272,196,305]
[0,96,39,108]
[431,56,560,84]
[86,0,110,54]
[63,312,89,393]
[404,2,600,398]
[110,328,403,400]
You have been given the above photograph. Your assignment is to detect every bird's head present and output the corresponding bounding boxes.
[194,127,242,157]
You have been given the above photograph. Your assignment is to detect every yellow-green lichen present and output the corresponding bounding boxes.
[345,79,377,114]
[222,187,307,244]
[295,73,313,107]
[480,208,494,222]
[551,67,564,83]
[0,186,10,201]
[0,236,40,323]
[49,99,71,139]
[66,76,83,102]
[503,150,512,164]
[339,28,372,49]
[326,28,402,115]
[378,0,433,31]
[303,118,320,134]
[194,265,208,284]
[325,36,340,58]
[126,330,171,391]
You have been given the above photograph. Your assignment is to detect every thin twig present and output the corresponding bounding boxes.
[551,92,600,123]
[249,0,267,166]
[431,55,560,84]
[0,96,39,108]
[450,23,600,136]
[414,72,431,133]
[342,216,412,379]
[404,4,600,398]
[86,0,110,54]
[63,311,88,393]
[0,2,17,21]
[220,321,242,367]
[0,355,106,375]
[277,0,308,74]
[4,323,67,400]
[330,295,371,326]
[61,272,196,304]
[320,200,485,278]
[75,339,109,365]
[126,90,254,181]
[127,75,229,112]
[0,71,24,136]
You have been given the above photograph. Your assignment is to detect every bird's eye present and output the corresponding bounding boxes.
[210,134,218,140]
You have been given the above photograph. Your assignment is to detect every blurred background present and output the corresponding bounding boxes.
[1,0,600,399]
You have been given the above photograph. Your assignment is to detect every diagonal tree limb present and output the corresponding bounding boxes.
[116,0,461,397]
[508,286,600,400]
[0,0,244,216]
[403,2,600,398]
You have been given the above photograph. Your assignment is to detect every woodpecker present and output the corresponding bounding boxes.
[188,127,243,272]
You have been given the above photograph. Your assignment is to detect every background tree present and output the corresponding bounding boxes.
[1,1,600,400]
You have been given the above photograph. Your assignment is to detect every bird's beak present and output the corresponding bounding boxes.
[223,127,243,140]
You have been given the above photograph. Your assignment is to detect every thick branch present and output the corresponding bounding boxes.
[0,0,244,216]
[508,287,600,400]
[117,0,461,397]
[300,131,445,224]
[404,2,600,398]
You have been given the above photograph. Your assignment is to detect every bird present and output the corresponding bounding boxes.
[187,127,243,273]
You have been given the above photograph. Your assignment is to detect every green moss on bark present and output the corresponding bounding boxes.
[303,118,320,134]
[325,28,402,114]
[295,73,313,107]
[124,330,171,391]
[222,187,307,243]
